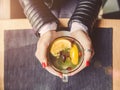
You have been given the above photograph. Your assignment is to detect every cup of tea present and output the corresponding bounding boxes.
[47,36,84,82]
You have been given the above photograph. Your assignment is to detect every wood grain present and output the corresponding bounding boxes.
[0,19,120,90]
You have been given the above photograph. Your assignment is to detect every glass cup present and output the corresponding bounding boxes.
[47,36,84,82]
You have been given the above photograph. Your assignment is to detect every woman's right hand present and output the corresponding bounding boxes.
[35,30,63,78]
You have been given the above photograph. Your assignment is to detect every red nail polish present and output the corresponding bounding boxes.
[86,61,90,67]
[42,62,47,68]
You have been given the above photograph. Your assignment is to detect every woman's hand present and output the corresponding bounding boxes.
[35,29,94,78]
[35,30,63,78]
[68,30,94,76]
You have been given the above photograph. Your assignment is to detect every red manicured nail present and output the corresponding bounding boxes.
[42,62,47,68]
[86,61,90,67]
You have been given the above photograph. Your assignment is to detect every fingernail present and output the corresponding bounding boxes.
[42,62,47,68]
[86,61,90,67]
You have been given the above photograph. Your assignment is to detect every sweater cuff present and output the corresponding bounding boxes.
[39,22,57,36]
[70,22,88,33]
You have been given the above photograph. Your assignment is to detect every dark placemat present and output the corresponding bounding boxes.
[4,28,112,90]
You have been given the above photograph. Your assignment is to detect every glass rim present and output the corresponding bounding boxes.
[47,36,84,74]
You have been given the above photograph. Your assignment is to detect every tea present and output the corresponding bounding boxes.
[47,36,84,74]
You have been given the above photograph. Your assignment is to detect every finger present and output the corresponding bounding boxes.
[69,30,94,76]
[67,62,87,76]
[84,48,95,60]
[35,31,56,65]
[71,30,94,61]
[45,66,62,78]
[68,48,94,76]
[36,39,61,78]
[71,30,92,47]
[35,39,49,65]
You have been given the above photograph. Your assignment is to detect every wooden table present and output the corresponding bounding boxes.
[0,19,120,90]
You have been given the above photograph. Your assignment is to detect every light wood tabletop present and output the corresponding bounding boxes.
[0,19,120,90]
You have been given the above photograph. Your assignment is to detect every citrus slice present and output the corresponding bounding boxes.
[50,38,71,57]
[70,44,79,65]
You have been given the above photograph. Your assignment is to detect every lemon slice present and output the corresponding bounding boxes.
[50,38,71,57]
[70,44,79,65]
